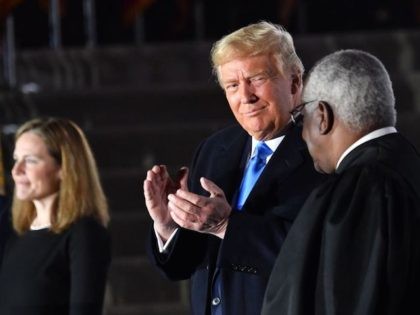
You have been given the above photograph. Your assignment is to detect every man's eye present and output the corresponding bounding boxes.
[250,76,268,86]
[225,83,238,91]
[253,76,265,81]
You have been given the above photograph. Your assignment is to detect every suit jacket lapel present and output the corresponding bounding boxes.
[210,128,250,204]
[243,126,307,211]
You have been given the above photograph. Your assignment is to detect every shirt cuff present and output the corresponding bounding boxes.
[155,227,179,253]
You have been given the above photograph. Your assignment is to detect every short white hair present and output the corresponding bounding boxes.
[303,49,396,132]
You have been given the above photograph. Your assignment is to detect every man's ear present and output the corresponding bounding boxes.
[318,101,334,134]
[290,73,302,95]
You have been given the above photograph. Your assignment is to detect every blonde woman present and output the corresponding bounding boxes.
[0,117,110,315]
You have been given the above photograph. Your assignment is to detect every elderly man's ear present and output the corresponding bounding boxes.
[290,73,302,95]
[317,101,334,135]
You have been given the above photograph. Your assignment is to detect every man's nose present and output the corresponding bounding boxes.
[239,83,258,104]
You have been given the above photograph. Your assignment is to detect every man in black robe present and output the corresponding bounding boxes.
[262,49,420,315]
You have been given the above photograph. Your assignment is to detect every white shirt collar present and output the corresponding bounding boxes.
[251,135,285,162]
[335,126,397,170]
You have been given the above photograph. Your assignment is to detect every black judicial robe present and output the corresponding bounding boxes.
[262,132,420,315]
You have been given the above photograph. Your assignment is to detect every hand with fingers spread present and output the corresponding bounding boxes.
[168,177,231,239]
[143,165,189,241]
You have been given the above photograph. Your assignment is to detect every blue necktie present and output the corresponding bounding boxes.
[236,141,272,210]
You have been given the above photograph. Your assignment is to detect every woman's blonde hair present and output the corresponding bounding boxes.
[12,117,109,234]
[211,21,304,84]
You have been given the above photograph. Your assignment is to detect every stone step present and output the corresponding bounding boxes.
[331,31,404,75]
[101,168,146,213]
[406,31,420,72]
[109,213,151,258]
[15,42,214,90]
[397,111,420,150]
[88,123,225,170]
[107,256,188,308]
[27,85,231,128]
[9,30,420,92]
[105,303,188,315]
[102,166,192,214]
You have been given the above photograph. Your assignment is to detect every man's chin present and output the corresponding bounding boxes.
[245,126,271,140]
[314,162,333,174]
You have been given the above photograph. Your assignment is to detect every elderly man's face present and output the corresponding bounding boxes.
[219,54,300,141]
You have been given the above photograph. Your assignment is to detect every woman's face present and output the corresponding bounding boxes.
[12,132,61,202]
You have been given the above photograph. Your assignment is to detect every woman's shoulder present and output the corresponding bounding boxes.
[69,216,109,242]
[67,216,110,258]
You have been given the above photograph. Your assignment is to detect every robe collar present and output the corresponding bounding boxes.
[336,126,397,170]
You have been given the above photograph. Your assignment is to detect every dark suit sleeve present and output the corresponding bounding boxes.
[147,225,210,281]
[146,139,214,281]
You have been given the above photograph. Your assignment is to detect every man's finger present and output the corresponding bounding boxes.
[200,177,224,198]
[177,167,189,191]
[170,206,201,231]
[168,193,201,215]
[174,189,207,208]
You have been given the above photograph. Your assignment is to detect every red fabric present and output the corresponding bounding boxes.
[0,0,24,19]
[122,0,155,25]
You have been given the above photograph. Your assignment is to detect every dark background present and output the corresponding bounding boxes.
[7,0,420,49]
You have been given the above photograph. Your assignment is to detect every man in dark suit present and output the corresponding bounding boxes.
[262,49,420,315]
[143,21,324,315]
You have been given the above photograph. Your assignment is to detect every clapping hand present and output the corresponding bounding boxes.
[143,165,188,241]
[168,177,232,239]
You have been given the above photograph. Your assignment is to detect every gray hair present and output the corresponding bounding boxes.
[303,49,396,132]
[211,21,304,85]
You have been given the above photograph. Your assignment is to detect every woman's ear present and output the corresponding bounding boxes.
[318,101,334,134]
[57,168,63,181]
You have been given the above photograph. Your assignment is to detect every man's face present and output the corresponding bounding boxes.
[218,55,300,141]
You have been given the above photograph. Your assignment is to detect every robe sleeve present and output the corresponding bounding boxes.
[263,165,420,315]
[315,166,420,314]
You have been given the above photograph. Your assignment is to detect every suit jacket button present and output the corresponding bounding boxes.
[212,297,221,306]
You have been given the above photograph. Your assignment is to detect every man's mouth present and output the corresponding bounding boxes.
[242,106,266,117]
